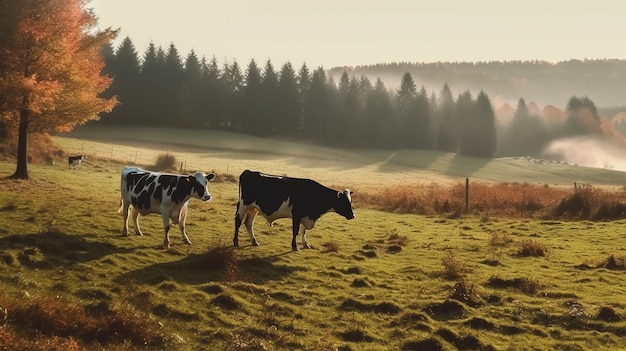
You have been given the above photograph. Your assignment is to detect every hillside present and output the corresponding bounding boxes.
[61,126,626,188]
[1,135,626,350]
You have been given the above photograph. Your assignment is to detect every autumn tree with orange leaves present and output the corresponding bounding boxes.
[0,0,118,179]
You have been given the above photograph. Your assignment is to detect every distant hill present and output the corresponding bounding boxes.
[329,59,626,109]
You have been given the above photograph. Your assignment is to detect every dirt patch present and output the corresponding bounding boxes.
[423,300,465,320]
[463,317,495,330]
[211,293,241,311]
[339,298,401,314]
[338,330,374,342]
[351,278,371,288]
[402,338,444,351]
[596,255,626,270]
[596,306,623,322]
[486,276,538,294]
[200,284,224,295]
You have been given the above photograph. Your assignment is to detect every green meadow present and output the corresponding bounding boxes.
[0,127,625,351]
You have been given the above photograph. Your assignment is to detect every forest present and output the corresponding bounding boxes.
[99,37,625,159]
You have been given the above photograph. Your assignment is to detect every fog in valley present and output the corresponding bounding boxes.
[544,137,626,172]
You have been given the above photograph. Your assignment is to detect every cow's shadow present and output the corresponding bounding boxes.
[115,247,296,286]
[0,230,137,269]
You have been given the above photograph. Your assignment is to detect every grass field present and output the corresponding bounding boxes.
[0,127,625,350]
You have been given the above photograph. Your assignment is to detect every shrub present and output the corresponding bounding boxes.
[154,152,177,171]
[591,201,626,221]
[321,241,339,253]
[441,253,468,278]
[516,239,547,257]
[488,232,512,259]
[553,184,596,219]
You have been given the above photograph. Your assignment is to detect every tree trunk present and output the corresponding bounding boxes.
[11,106,29,179]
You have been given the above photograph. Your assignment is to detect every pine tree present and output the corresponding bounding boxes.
[304,67,333,142]
[105,37,141,124]
[277,62,301,136]
[139,43,163,124]
[460,91,497,158]
[0,0,118,178]
[178,50,203,127]
[435,83,457,152]
[200,56,225,128]
[222,59,244,129]
[161,43,184,123]
[241,59,263,134]
[260,60,280,135]
[297,63,311,135]
[366,78,399,148]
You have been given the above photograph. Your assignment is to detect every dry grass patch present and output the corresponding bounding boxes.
[441,253,469,279]
[359,182,626,221]
[516,239,547,257]
[0,292,169,350]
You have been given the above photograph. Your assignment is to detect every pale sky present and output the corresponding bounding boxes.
[89,0,625,69]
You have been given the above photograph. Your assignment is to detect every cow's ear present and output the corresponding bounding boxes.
[206,173,216,181]
[337,191,342,198]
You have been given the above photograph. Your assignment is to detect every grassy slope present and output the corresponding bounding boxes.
[0,127,625,350]
[63,125,626,188]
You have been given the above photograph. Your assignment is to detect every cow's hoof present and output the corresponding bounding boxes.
[303,244,312,249]
[291,247,300,252]
[183,239,192,245]
[252,241,260,246]
[135,232,144,236]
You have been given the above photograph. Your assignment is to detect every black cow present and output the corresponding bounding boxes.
[234,170,355,251]
[68,155,85,169]
[119,167,216,249]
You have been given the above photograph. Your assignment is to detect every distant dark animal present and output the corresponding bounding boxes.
[68,155,86,169]
[234,170,355,251]
[119,167,216,249]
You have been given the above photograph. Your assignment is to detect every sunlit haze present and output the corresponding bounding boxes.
[89,0,625,68]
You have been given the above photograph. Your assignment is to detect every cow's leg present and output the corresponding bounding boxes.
[131,207,143,236]
[178,204,192,245]
[161,212,171,249]
[234,203,243,247]
[299,224,311,249]
[243,209,259,246]
[291,218,301,251]
[121,202,131,236]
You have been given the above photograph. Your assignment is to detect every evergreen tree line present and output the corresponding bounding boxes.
[332,59,626,108]
[101,38,603,158]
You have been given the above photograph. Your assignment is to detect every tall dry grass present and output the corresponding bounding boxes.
[358,181,626,221]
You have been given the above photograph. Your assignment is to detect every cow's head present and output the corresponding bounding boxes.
[335,189,355,220]
[188,172,216,201]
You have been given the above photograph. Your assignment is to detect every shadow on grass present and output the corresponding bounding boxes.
[0,230,136,268]
[443,153,493,178]
[115,246,297,286]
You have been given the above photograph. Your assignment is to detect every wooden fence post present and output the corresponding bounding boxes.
[465,177,469,213]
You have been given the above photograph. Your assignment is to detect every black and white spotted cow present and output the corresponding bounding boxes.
[234,170,355,251]
[119,167,216,249]
[68,155,85,169]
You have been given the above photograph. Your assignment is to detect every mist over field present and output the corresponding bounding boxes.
[544,136,626,172]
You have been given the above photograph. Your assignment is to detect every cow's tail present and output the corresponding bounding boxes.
[234,178,241,218]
